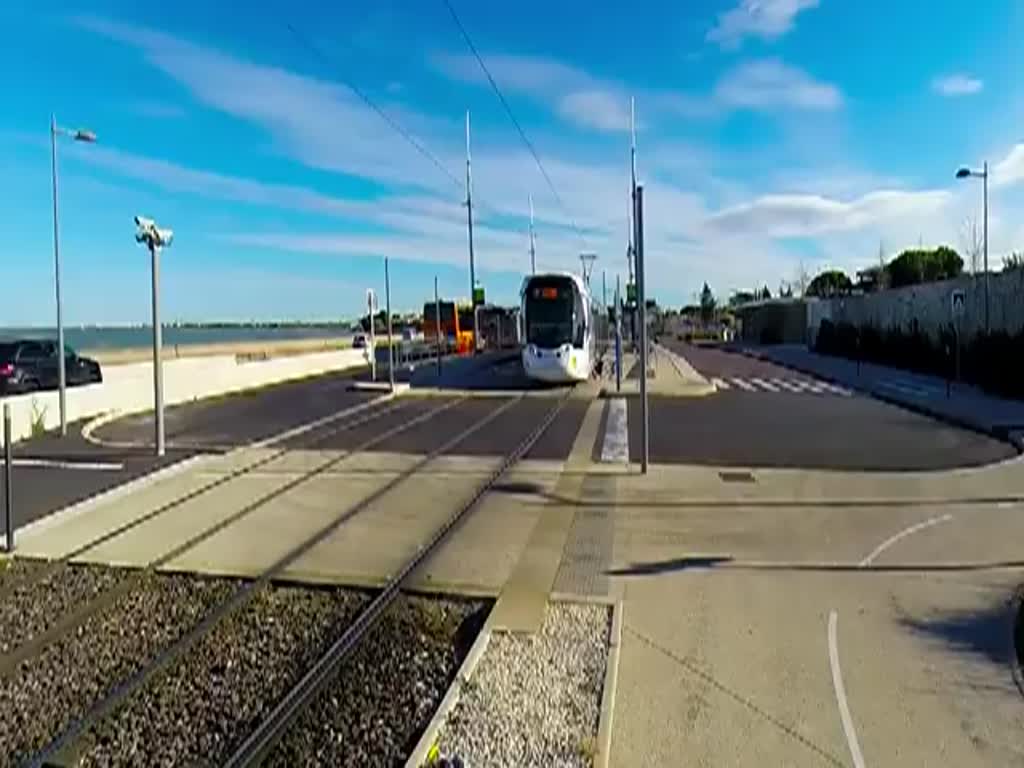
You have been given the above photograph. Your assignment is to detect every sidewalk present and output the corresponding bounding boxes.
[608,345,714,397]
[735,343,1024,446]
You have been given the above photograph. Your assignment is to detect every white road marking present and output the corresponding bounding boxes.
[828,610,867,768]
[601,398,629,463]
[771,378,804,392]
[12,458,125,471]
[712,377,731,390]
[858,514,954,568]
[750,377,780,392]
[729,377,757,391]
[819,381,853,396]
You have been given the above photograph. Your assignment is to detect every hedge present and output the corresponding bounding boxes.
[814,319,1024,398]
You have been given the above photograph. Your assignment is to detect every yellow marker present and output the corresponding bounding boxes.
[426,743,441,764]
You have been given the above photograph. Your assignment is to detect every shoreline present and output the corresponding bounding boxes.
[85,337,356,366]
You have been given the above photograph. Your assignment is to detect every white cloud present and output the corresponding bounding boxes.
[715,59,842,110]
[932,74,983,97]
[993,144,1024,188]
[708,0,819,49]
[557,90,633,133]
[705,189,951,238]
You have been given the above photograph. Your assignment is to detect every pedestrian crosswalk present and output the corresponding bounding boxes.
[711,376,852,396]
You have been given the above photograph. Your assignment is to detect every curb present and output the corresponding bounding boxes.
[403,610,495,768]
[403,597,622,768]
[8,453,212,549]
[729,346,1024,453]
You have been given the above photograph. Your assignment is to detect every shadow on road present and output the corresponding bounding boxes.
[899,597,1018,674]
[605,556,1024,577]
[606,556,734,575]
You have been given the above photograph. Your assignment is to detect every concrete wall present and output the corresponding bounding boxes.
[806,269,1024,345]
[736,300,809,344]
[0,348,367,446]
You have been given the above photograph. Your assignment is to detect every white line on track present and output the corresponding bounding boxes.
[828,610,867,768]
[12,458,125,471]
[858,514,954,568]
[601,398,629,463]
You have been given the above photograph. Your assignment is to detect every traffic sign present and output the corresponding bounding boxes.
[951,289,965,317]
[473,285,485,306]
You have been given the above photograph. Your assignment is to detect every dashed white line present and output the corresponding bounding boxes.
[601,398,629,463]
[858,514,954,568]
[750,377,779,392]
[725,377,753,391]
[771,378,804,393]
[828,610,867,768]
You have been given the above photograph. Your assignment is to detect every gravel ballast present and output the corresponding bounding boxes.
[268,595,487,767]
[437,603,611,767]
[0,559,129,652]
[0,569,234,765]
[76,582,370,766]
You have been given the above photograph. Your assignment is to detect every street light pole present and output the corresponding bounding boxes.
[149,241,165,457]
[983,161,989,332]
[49,115,66,436]
[956,162,991,333]
[465,110,476,304]
[49,116,97,437]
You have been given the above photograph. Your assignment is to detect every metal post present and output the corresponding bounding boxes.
[50,115,67,437]
[465,110,476,305]
[615,275,622,393]
[529,194,536,275]
[385,258,394,392]
[434,276,442,376]
[983,161,990,333]
[368,292,376,383]
[3,403,12,552]
[150,243,165,457]
[636,185,649,474]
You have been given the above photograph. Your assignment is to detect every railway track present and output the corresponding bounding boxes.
[0,395,453,680]
[15,390,569,765]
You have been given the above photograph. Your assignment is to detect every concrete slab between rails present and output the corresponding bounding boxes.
[488,394,604,632]
[403,597,623,768]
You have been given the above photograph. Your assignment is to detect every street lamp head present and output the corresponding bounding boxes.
[956,167,973,179]
[73,130,97,143]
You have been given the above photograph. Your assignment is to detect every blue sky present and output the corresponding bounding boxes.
[3,0,1023,324]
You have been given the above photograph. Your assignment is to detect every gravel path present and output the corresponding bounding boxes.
[437,603,611,768]
[0,559,129,653]
[76,583,370,767]
[268,596,486,767]
[0,570,234,766]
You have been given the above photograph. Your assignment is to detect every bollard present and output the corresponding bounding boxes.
[3,403,12,552]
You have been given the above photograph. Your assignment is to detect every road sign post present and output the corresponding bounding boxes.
[636,185,649,475]
[3,403,12,552]
[434,277,442,376]
[367,289,377,382]
[385,258,394,392]
[951,289,965,384]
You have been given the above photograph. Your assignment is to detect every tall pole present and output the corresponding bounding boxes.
[150,243,165,457]
[434,276,442,375]
[636,185,649,475]
[629,96,637,284]
[465,110,476,304]
[983,161,990,333]
[4,403,13,552]
[615,276,622,393]
[385,257,394,392]
[528,194,536,275]
[50,115,67,437]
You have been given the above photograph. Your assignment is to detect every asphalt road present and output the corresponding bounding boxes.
[641,342,1015,470]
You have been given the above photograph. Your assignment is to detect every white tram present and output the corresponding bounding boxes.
[520,272,595,383]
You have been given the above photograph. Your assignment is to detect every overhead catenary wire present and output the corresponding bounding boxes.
[285,22,463,192]
[441,0,589,249]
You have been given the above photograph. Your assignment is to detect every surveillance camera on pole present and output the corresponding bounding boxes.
[135,215,172,457]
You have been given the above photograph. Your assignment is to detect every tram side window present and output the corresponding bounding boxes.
[573,292,586,347]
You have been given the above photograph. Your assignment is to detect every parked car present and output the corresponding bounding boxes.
[352,334,368,349]
[0,340,102,395]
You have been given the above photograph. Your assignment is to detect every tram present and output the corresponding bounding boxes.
[520,272,595,383]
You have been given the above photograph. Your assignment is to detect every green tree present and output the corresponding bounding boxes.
[699,282,716,324]
[728,290,756,307]
[806,269,853,297]
[1004,252,1024,271]
[888,246,963,288]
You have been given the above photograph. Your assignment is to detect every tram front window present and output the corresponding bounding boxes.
[525,280,578,348]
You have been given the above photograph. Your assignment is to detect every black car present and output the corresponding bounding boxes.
[0,340,103,395]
